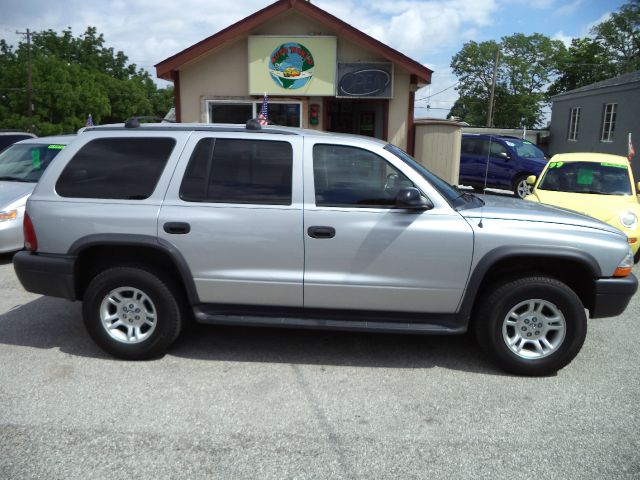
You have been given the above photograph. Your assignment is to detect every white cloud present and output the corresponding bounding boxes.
[318,0,498,59]
[504,0,554,8]
[554,0,584,16]
[552,31,573,47]
[583,11,612,36]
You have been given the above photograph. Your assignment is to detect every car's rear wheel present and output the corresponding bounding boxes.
[83,266,183,360]
[513,174,532,199]
[474,276,587,376]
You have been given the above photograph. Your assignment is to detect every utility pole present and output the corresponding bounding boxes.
[15,28,33,118]
[486,47,500,127]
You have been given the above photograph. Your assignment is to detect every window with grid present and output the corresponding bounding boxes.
[568,107,581,141]
[601,103,617,142]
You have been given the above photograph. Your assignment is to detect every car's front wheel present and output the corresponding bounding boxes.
[82,266,184,360]
[474,276,587,376]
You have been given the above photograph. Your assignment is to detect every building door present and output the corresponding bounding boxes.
[326,100,386,139]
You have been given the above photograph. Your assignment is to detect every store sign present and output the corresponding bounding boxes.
[249,36,336,96]
[337,63,393,98]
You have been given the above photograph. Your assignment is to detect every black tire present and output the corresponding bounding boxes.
[512,174,532,199]
[473,276,587,376]
[634,249,640,265]
[82,266,184,360]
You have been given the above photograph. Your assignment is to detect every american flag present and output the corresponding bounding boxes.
[85,114,93,127]
[258,93,268,126]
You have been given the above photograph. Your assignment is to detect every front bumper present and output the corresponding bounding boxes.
[13,251,77,300]
[590,274,638,318]
[0,219,23,254]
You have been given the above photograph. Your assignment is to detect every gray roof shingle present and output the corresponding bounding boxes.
[551,70,640,100]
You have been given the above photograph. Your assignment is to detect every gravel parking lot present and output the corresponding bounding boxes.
[1,252,639,480]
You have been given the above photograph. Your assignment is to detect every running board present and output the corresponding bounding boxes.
[193,307,465,335]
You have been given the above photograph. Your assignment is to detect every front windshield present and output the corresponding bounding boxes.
[504,139,545,159]
[384,144,476,208]
[538,160,632,195]
[0,143,65,182]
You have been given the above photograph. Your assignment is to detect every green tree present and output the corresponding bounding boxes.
[547,38,616,96]
[449,34,565,128]
[592,0,640,74]
[548,1,639,96]
[0,27,173,134]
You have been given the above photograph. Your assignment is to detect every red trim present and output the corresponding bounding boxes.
[407,89,415,155]
[172,71,181,122]
[155,0,432,84]
[383,100,389,141]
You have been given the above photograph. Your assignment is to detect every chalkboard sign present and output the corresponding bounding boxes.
[336,62,393,98]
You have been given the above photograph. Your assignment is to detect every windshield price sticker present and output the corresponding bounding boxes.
[548,161,564,169]
[47,144,65,150]
[601,162,627,169]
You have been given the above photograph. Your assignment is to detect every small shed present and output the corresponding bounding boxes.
[414,118,465,185]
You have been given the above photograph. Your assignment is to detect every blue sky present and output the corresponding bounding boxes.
[0,0,627,119]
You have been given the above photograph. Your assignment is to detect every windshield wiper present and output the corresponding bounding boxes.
[0,176,32,182]
[453,188,484,206]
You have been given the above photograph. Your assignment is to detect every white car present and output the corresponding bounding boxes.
[0,136,73,253]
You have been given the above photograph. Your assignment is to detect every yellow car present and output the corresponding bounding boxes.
[524,152,640,263]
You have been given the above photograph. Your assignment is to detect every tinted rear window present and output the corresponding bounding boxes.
[56,138,175,199]
[180,138,293,205]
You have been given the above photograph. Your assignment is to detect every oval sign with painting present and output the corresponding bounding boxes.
[269,42,314,89]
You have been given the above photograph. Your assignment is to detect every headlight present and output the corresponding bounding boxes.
[620,211,638,229]
[0,209,18,222]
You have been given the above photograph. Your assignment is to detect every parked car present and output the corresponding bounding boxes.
[0,131,36,152]
[459,134,547,198]
[524,152,640,264]
[13,119,637,375]
[0,136,73,253]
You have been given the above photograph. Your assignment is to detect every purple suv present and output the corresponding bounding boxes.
[458,134,547,198]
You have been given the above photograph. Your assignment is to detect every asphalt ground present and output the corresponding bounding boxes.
[0,252,639,480]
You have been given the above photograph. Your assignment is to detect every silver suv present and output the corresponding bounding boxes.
[13,119,638,375]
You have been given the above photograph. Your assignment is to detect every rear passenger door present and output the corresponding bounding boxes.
[158,133,304,307]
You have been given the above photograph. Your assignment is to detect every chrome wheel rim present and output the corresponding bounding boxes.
[502,299,566,359]
[99,286,157,344]
[516,180,531,198]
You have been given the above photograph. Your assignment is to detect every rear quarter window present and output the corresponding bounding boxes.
[55,137,175,199]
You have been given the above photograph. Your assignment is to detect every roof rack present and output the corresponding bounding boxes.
[86,117,302,136]
[124,116,176,128]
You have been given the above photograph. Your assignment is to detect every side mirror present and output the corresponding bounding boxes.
[526,175,537,186]
[498,152,511,160]
[395,187,433,210]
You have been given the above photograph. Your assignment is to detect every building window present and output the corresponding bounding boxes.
[207,100,302,127]
[210,103,253,124]
[568,107,581,141]
[601,103,617,142]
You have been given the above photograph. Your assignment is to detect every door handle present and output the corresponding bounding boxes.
[163,222,191,234]
[307,226,335,239]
